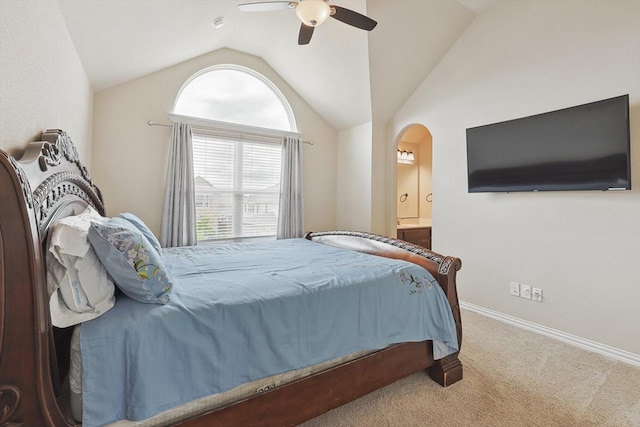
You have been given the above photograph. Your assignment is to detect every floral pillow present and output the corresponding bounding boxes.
[117,212,163,256]
[88,217,172,304]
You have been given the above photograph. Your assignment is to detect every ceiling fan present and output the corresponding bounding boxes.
[238,1,377,45]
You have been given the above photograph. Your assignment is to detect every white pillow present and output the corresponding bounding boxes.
[47,206,116,327]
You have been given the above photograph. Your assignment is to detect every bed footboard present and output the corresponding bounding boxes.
[304,230,463,386]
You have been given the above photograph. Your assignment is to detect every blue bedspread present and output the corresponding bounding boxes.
[80,238,458,426]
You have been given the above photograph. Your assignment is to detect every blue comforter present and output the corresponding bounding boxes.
[80,238,458,425]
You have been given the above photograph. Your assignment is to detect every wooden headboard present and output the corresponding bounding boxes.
[0,129,103,426]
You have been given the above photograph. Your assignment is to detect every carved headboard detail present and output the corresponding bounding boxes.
[15,129,105,237]
[0,129,104,426]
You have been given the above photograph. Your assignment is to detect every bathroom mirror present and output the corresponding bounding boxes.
[397,162,418,218]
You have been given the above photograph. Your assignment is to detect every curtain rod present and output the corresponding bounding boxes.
[147,120,314,145]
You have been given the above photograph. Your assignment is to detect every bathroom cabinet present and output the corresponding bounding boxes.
[397,226,431,250]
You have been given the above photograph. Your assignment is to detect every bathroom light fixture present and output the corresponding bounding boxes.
[295,0,331,26]
[397,149,415,163]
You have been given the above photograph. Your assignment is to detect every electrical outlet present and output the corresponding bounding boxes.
[520,284,532,299]
[509,281,520,297]
[532,287,543,302]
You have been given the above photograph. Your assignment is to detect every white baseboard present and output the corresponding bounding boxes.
[460,301,640,368]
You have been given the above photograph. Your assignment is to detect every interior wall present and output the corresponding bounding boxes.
[336,122,372,232]
[0,0,93,163]
[335,121,388,235]
[370,121,389,234]
[418,132,433,219]
[92,48,337,236]
[390,0,640,356]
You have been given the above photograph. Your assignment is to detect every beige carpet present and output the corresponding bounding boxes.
[301,309,640,426]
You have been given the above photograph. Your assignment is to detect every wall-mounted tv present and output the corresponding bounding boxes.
[466,95,631,193]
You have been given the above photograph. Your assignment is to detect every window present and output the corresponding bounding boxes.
[173,65,296,243]
[174,65,295,131]
[192,134,281,241]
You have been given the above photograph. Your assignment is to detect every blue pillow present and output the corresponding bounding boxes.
[88,217,172,304]
[117,212,163,256]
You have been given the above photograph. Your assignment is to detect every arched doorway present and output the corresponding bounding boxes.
[395,124,433,249]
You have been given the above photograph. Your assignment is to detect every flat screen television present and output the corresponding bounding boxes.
[466,95,631,193]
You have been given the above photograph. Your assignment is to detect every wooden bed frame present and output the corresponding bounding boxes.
[0,129,462,427]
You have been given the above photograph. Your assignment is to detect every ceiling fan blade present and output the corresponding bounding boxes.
[298,23,314,45]
[330,5,377,31]
[238,1,296,12]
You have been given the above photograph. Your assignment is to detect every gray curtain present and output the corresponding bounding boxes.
[161,122,196,247]
[277,136,304,239]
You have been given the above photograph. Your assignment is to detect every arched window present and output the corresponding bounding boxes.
[172,65,298,243]
[173,65,295,131]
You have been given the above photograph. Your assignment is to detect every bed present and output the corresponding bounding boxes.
[0,129,463,426]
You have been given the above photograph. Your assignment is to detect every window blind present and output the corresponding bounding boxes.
[192,133,282,243]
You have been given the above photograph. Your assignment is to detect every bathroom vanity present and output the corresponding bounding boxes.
[397,221,432,250]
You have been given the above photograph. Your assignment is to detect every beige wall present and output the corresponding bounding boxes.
[370,121,389,234]
[92,48,337,236]
[336,122,372,232]
[0,0,93,163]
[335,120,389,235]
[418,133,433,219]
[390,0,640,355]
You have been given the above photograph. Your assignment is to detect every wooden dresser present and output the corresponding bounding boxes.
[397,226,432,250]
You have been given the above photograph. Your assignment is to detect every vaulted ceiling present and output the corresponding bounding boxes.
[57,0,495,130]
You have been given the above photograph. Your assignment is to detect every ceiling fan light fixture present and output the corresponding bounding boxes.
[295,0,331,27]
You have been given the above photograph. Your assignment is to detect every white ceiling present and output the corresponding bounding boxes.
[57,0,493,130]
